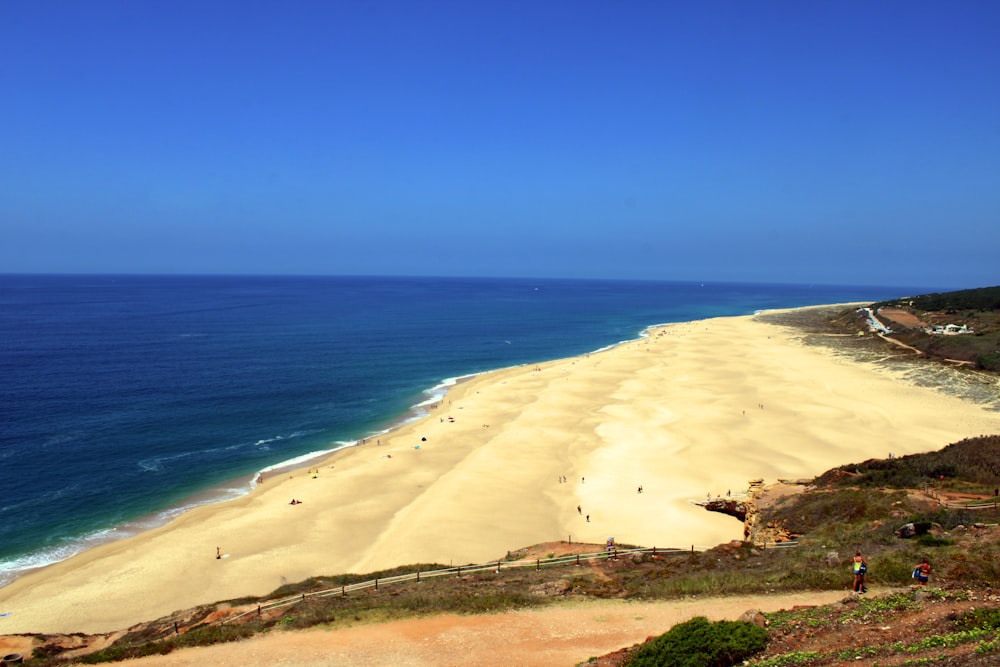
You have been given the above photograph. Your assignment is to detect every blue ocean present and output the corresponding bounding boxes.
[0,275,932,585]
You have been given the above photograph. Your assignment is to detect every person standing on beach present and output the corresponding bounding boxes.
[852,551,867,593]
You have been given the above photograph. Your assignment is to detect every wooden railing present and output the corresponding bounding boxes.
[921,486,1000,511]
[220,545,699,625]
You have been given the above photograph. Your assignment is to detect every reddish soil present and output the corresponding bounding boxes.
[879,308,927,328]
[103,591,847,667]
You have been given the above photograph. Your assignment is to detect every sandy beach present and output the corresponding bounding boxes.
[1,306,998,634]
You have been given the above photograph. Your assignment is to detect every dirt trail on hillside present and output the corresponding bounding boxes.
[115,590,847,667]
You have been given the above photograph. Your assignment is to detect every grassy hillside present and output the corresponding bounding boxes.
[875,286,1000,313]
[814,435,1000,490]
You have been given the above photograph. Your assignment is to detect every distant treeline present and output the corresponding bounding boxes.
[815,435,1000,489]
[876,285,1000,313]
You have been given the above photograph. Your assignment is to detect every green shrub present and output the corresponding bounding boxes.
[956,608,1000,632]
[916,534,953,547]
[627,616,768,667]
[978,351,1000,371]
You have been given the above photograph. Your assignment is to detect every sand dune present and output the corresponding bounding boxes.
[1,307,997,634]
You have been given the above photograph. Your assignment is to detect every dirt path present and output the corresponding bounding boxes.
[116,590,847,667]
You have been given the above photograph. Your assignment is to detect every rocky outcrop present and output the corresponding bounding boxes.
[701,498,749,522]
[696,479,799,546]
[738,608,769,627]
[744,479,765,542]
[753,520,798,545]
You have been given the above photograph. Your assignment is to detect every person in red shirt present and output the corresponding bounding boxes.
[914,558,931,586]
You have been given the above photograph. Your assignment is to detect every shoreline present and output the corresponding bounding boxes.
[0,321,672,590]
[0,356,608,589]
[2,304,998,634]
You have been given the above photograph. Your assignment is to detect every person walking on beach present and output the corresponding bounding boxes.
[852,550,868,593]
[913,558,931,586]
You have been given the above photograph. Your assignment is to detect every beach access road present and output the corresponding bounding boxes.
[114,590,847,667]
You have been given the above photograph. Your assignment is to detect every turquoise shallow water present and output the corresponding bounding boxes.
[0,274,932,584]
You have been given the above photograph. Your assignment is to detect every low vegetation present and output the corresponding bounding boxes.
[874,286,1000,314]
[814,435,1000,490]
[627,617,768,667]
[745,590,1000,667]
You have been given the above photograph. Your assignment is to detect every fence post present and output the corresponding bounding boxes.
[302,593,306,602]
[174,622,179,635]
[416,570,421,582]
[257,605,261,617]
[341,585,345,597]
[575,554,581,566]
[652,546,656,555]
[536,559,540,571]
[375,578,378,590]
[457,566,461,576]
[691,545,694,553]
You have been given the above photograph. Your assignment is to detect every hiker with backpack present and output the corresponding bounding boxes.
[852,550,868,593]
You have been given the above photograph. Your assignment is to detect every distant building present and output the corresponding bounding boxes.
[926,323,973,335]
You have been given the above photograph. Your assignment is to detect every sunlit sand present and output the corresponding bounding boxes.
[1,306,997,634]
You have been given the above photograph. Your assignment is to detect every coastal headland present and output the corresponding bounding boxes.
[1,305,998,635]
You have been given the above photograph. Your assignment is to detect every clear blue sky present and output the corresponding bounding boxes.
[2,1,998,288]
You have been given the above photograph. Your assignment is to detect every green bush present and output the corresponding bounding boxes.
[977,351,1000,371]
[957,608,1000,632]
[916,534,953,547]
[627,616,768,667]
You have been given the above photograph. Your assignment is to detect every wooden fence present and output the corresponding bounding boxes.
[220,544,703,625]
[921,487,1000,511]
